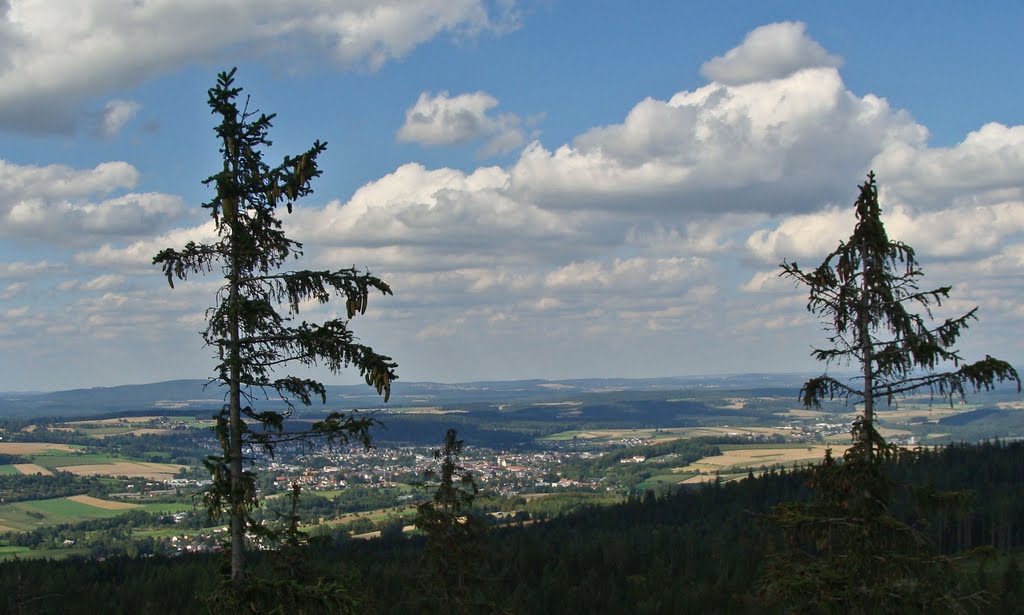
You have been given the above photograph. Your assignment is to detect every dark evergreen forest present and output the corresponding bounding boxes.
[3,440,1024,614]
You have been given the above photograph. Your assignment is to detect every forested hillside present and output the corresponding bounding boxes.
[3,440,1023,614]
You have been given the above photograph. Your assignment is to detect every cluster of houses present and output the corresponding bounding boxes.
[109,478,212,500]
[255,444,607,498]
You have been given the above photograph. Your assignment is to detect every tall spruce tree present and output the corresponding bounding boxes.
[760,172,1020,613]
[153,68,397,584]
[413,429,488,614]
[780,171,1019,461]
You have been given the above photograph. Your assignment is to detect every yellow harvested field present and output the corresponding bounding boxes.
[678,474,716,485]
[66,416,166,425]
[66,495,140,510]
[682,426,794,437]
[351,525,415,540]
[544,425,800,443]
[680,445,837,474]
[877,427,912,438]
[92,428,173,439]
[0,442,77,454]
[56,461,186,480]
[0,524,15,532]
[13,463,52,476]
[775,408,838,419]
[401,407,466,415]
[883,406,966,421]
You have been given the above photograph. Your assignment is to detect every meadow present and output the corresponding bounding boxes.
[0,546,90,561]
[55,461,187,481]
[0,443,78,455]
[632,443,840,487]
[44,416,217,439]
[0,494,195,534]
[9,448,188,480]
[11,464,51,475]
[66,494,139,510]
[22,452,121,468]
[0,496,141,531]
[541,425,795,443]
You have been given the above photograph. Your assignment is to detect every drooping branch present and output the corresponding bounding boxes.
[239,268,394,318]
[153,242,226,287]
[879,356,1021,400]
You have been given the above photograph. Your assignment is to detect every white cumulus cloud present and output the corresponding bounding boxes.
[81,274,127,292]
[290,162,579,261]
[874,122,1024,206]
[0,159,187,244]
[0,0,516,133]
[700,21,842,86]
[0,281,26,300]
[0,260,66,279]
[397,90,526,156]
[75,221,219,272]
[746,199,1024,266]
[0,159,137,200]
[98,99,141,137]
[510,67,922,213]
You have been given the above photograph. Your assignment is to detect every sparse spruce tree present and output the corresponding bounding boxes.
[413,429,489,614]
[779,171,1019,460]
[204,483,361,614]
[760,172,1020,613]
[153,68,397,590]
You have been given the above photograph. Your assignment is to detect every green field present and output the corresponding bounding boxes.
[319,504,418,528]
[302,489,347,499]
[24,453,125,469]
[135,525,227,539]
[0,546,90,561]
[636,473,694,491]
[137,502,194,514]
[0,465,19,475]
[264,484,418,502]
[53,415,216,439]
[32,498,125,517]
[0,498,136,531]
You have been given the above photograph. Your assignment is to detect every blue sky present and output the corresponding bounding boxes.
[0,1,1022,391]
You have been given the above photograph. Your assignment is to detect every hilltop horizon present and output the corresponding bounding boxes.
[4,370,819,397]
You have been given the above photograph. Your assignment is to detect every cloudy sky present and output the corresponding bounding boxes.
[1,1,1022,391]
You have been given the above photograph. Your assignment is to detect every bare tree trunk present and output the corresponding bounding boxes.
[226,145,246,582]
[229,304,245,581]
[861,238,874,465]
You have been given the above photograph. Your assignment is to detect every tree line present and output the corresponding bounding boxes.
[4,440,1024,614]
